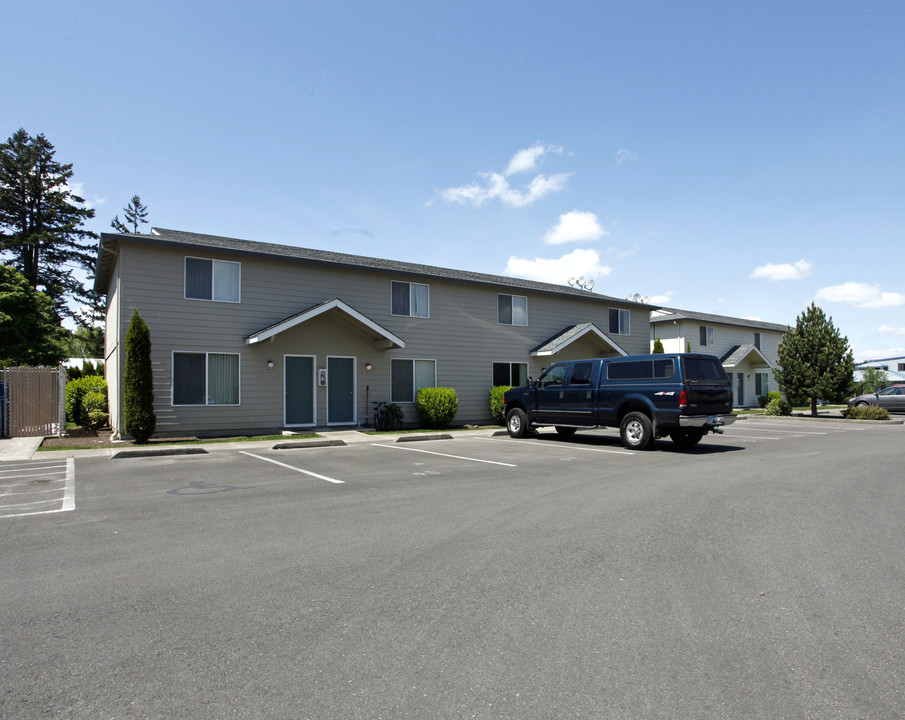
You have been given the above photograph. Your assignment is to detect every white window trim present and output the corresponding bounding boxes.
[390,281,430,318]
[497,294,528,326]
[171,350,241,406]
[184,256,242,303]
[609,308,630,335]
[491,360,528,386]
[390,358,437,403]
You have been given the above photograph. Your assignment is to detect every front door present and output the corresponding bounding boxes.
[327,356,356,425]
[736,372,745,407]
[285,355,315,426]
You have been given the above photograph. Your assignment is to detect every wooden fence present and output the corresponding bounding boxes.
[0,367,65,438]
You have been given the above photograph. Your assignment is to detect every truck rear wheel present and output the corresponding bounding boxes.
[670,429,704,449]
[506,408,529,438]
[620,411,653,450]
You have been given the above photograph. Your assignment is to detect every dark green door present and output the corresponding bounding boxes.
[285,356,315,426]
[327,356,355,425]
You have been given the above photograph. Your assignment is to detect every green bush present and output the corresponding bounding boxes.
[416,387,458,429]
[123,309,156,443]
[83,390,109,430]
[66,376,108,429]
[385,402,405,431]
[758,391,782,408]
[489,385,511,425]
[843,405,890,420]
[764,397,792,416]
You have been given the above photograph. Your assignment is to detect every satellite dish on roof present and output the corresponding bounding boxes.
[577,276,585,286]
[586,278,595,290]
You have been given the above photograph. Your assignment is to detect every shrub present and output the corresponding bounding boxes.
[843,405,890,420]
[123,309,156,443]
[489,385,511,425]
[764,397,792,416]
[385,402,405,431]
[66,375,108,428]
[416,387,458,429]
[758,391,782,408]
[652,338,665,354]
[83,390,109,430]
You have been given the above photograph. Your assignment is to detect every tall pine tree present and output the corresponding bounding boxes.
[0,128,97,321]
[111,195,149,234]
[775,303,854,415]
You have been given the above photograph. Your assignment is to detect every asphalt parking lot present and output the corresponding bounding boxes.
[2,417,904,719]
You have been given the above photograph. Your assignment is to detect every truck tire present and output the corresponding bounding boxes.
[506,408,529,438]
[620,411,654,450]
[670,429,704,449]
[555,426,577,438]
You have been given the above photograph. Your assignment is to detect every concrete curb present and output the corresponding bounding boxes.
[395,433,453,443]
[112,447,209,459]
[272,439,347,450]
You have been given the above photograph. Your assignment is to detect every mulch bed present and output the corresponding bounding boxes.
[40,427,202,449]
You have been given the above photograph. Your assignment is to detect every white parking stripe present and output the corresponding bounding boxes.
[482,436,635,456]
[239,451,345,484]
[372,444,517,466]
[0,458,75,518]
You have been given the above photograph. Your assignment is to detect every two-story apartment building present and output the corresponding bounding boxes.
[650,309,788,407]
[94,228,653,438]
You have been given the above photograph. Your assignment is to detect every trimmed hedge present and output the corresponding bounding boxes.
[489,385,511,425]
[66,376,108,429]
[416,387,458,429]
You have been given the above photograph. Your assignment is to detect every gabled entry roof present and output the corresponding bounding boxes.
[720,344,773,368]
[530,323,627,357]
[245,298,405,348]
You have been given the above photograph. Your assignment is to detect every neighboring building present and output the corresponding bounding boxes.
[94,228,653,437]
[854,358,905,386]
[650,309,788,407]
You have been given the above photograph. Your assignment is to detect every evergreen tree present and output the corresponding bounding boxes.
[123,309,156,442]
[0,265,66,365]
[0,129,97,321]
[775,303,854,415]
[652,338,665,353]
[111,195,149,234]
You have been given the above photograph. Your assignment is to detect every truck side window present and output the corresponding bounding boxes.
[569,362,593,385]
[538,365,567,388]
[653,359,675,379]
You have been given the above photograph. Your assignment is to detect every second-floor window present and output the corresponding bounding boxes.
[754,332,763,350]
[391,281,429,318]
[700,326,714,346]
[185,257,241,302]
[609,308,630,335]
[498,294,527,326]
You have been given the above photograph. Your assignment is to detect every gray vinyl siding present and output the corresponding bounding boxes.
[112,239,651,436]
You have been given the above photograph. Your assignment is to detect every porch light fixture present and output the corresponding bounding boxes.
[365,362,373,373]
[267,360,274,369]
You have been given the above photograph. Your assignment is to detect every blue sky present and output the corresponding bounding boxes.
[4,1,903,360]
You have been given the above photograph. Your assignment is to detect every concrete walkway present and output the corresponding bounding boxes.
[0,437,45,462]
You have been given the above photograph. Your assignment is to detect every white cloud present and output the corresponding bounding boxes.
[503,248,611,286]
[750,259,813,281]
[648,291,674,305]
[434,144,569,208]
[615,149,637,166]
[438,171,570,208]
[815,282,905,309]
[543,210,607,244]
[876,325,905,336]
[505,143,562,176]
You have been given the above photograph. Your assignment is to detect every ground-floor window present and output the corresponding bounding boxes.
[492,362,528,387]
[173,352,240,405]
[391,359,436,403]
[755,372,769,397]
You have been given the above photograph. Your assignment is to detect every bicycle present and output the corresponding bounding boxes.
[372,400,389,431]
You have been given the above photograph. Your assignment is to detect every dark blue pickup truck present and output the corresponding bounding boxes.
[502,353,736,449]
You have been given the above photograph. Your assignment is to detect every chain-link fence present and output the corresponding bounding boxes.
[0,366,66,438]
